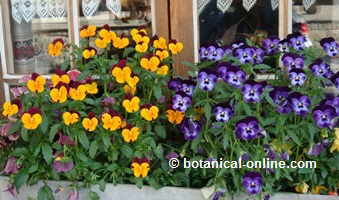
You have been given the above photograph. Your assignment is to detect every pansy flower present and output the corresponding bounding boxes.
[51,69,70,87]
[179,118,202,140]
[281,53,304,71]
[224,65,246,88]
[172,92,192,112]
[252,47,265,64]
[279,39,289,52]
[113,35,129,49]
[101,110,122,131]
[101,97,116,107]
[168,78,183,92]
[235,117,263,140]
[242,172,263,195]
[312,105,337,128]
[50,83,68,103]
[2,99,21,117]
[98,26,116,42]
[21,107,43,130]
[322,95,339,115]
[122,125,140,143]
[288,92,311,116]
[82,112,98,132]
[288,69,307,86]
[140,55,160,72]
[111,60,132,84]
[27,73,46,93]
[241,81,266,103]
[269,86,291,114]
[309,59,331,78]
[131,28,148,42]
[206,45,225,61]
[156,65,169,76]
[131,158,150,178]
[82,47,96,59]
[69,82,87,101]
[216,62,231,80]
[287,32,306,51]
[168,40,184,55]
[181,80,196,96]
[126,74,140,88]
[234,46,254,64]
[140,105,159,121]
[57,132,75,146]
[262,36,280,55]
[80,25,96,38]
[84,79,98,95]
[197,68,218,91]
[135,41,149,53]
[122,95,140,113]
[320,37,339,57]
[156,49,169,61]
[213,103,234,122]
[330,72,339,88]
[133,32,150,46]
[52,153,74,173]
[307,140,329,156]
[48,39,64,56]
[62,111,79,126]
[95,37,109,49]
[2,157,19,175]
[166,109,185,125]
[263,144,276,160]
[153,36,167,50]
[123,85,137,96]
[223,45,233,56]
[199,45,210,60]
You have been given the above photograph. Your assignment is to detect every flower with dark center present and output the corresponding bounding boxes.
[223,45,233,56]
[262,36,280,55]
[263,144,276,160]
[252,47,265,64]
[322,95,339,115]
[101,97,116,107]
[309,59,331,77]
[213,103,234,122]
[307,140,329,156]
[269,86,292,114]
[181,80,196,96]
[287,32,306,51]
[288,69,307,86]
[234,46,255,64]
[172,92,192,112]
[207,45,225,61]
[216,62,232,80]
[168,78,183,92]
[197,68,218,91]
[288,92,311,116]
[199,46,209,60]
[52,154,74,173]
[312,105,337,128]
[320,37,339,57]
[279,39,289,52]
[179,118,202,140]
[235,117,262,140]
[281,53,304,71]
[224,65,247,88]
[242,172,263,195]
[330,72,339,88]
[241,81,266,103]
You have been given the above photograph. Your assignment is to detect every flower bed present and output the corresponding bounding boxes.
[0,26,338,200]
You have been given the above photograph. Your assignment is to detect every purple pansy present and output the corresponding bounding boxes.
[252,47,265,64]
[2,157,19,174]
[263,145,276,160]
[101,97,116,107]
[216,62,232,80]
[223,45,233,56]
[197,68,218,91]
[309,59,331,78]
[269,86,292,114]
[279,39,289,52]
[288,69,307,86]
[241,81,266,103]
[281,53,304,71]
[213,103,234,122]
[287,32,306,51]
[211,190,225,200]
[181,80,196,96]
[280,152,290,161]
[179,118,202,141]
[262,36,280,55]
[199,46,209,60]
[172,92,192,112]
[330,72,339,88]
[322,95,339,115]
[312,105,337,128]
[235,117,263,140]
[165,152,179,160]
[234,46,254,64]
[224,65,247,88]
[168,78,183,92]
[307,140,329,156]
[320,37,339,57]
[52,157,74,173]
[288,92,311,116]
[207,45,225,61]
[242,172,263,195]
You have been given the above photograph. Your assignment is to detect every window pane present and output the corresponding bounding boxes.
[198,0,279,45]
[10,0,69,74]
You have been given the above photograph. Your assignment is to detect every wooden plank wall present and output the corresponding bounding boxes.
[153,0,170,40]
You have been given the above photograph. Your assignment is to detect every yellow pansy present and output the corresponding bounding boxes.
[95,38,109,49]
[131,28,147,38]
[122,127,140,143]
[153,37,167,50]
[112,66,132,84]
[140,56,160,72]
[155,50,169,61]
[50,86,68,103]
[21,108,42,130]
[69,85,87,101]
[101,113,122,131]
[168,41,184,55]
[127,76,139,87]
[62,112,79,126]
[82,48,96,59]
[140,106,159,121]
[113,37,129,49]
[135,42,148,53]
[27,74,46,93]
[85,82,98,95]
[48,39,63,57]
[82,115,98,132]
[131,161,150,178]
[330,128,339,153]
[156,65,169,76]
[80,25,97,38]
[51,74,70,87]
[122,96,140,113]
[295,182,309,194]
[124,85,136,95]
[2,101,19,117]
[166,109,184,125]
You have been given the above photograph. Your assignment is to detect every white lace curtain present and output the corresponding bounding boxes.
[11,0,122,24]
[198,0,317,14]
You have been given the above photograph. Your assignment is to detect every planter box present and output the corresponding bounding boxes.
[0,177,338,200]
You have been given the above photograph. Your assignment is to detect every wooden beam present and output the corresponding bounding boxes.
[279,0,292,39]
[169,0,195,77]
[1,0,15,74]
[152,0,170,39]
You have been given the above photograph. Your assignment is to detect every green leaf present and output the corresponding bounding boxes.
[123,47,135,58]
[153,85,162,100]
[288,131,302,146]
[21,128,29,142]
[38,185,55,200]
[89,141,98,159]
[155,145,164,159]
[9,121,21,135]
[49,124,60,142]
[204,103,211,121]
[40,115,49,133]
[121,145,133,158]
[154,125,166,139]
[79,132,90,149]
[241,102,252,115]
[84,98,96,105]
[42,143,53,164]
[14,169,29,189]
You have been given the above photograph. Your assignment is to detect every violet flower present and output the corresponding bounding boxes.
[224,66,246,88]
[52,157,74,173]
[330,72,339,88]
[235,117,263,140]
[281,53,304,71]
[181,80,196,96]
[223,45,233,56]
[287,32,306,51]
[101,97,116,107]
[279,39,289,53]
[322,95,339,115]
[197,68,218,91]
[168,78,183,92]
[216,62,232,80]
[309,59,331,78]
[2,157,19,174]
[288,69,307,86]
[280,152,290,161]
[234,46,254,64]
[307,140,329,156]
[288,92,311,116]
[263,145,276,160]
[269,86,292,114]
[172,92,192,112]
[262,36,280,55]
[320,37,339,57]
[199,46,209,60]
[179,118,202,140]
[252,47,265,64]
[213,103,234,122]
[242,172,263,195]
[165,152,179,160]
[207,45,225,61]
[312,105,337,128]
[241,81,266,103]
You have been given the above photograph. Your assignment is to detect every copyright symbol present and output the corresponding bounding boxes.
[168,158,180,169]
